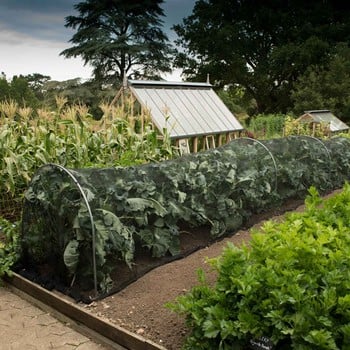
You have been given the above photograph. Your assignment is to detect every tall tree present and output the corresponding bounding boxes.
[0,75,10,101]
[0,76,39,108]
[173,0,350,114]
[292,44,350,121]
[61,0,173,85]
[21,73,51,101]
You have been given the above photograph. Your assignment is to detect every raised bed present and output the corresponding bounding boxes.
[6,272,166,350]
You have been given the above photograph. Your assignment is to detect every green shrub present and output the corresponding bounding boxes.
[168,184,350,349]
[247,114,286,139]
[0,218,20,283]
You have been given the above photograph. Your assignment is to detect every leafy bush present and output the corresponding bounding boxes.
[168,184,350,349]
[246,114,286,139]
[0,218,20,283]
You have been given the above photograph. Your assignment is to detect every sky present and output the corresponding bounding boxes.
[0,0,196,82]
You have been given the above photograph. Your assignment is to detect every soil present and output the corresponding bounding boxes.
[75,190,341,350]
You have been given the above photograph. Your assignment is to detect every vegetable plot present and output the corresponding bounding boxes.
[20,136,350,299]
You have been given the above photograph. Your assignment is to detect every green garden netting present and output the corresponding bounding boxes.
[20,136,350,301]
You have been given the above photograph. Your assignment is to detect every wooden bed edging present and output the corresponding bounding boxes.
[7,272,167,350]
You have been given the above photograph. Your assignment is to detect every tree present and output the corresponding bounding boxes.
[61,0,173,85]
[22,73,51,100]
[10,76,39,108]
[0,75,10,101]
[41,78,116,118]
[0,75,39,108]
[292,44,350,122]
[173,0,350,114]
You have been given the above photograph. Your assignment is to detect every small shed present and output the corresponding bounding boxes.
[297,110,349,135]
[119,79,244,153]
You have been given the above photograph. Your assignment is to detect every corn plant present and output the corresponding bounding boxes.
[0,99,17,120]
[0,98,177,221]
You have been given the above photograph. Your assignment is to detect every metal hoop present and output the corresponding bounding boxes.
[44,163,98,296]
[240,137,278,191]
[290,135,331,161]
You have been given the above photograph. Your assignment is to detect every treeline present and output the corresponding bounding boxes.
[0,73,115,119]
[3,68,350,126]
[175,1,350,121]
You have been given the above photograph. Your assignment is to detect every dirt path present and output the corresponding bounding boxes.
[84,230,252,349]
[82,194,323,350]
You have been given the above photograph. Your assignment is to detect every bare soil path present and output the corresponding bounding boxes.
[81,192,338,350]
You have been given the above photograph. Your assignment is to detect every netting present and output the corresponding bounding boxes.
[0,192,23,221]
[19,136,350,301]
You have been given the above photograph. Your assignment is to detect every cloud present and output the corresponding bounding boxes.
[0,0,75,12]
[0,0,196,81]
[0,26,66,48]
[0,37,92,81]
[0,0,76,42]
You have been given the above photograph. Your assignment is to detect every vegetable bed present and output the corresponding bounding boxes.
[19,136,350,300]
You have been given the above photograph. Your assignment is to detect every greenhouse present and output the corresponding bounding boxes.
[19,136,350,301]
[116,79,244,153]
[297,109,349,135]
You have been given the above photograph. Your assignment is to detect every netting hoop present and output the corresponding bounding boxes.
[290,135,331,161]
[240,137,278,191]
[43,164,98,296]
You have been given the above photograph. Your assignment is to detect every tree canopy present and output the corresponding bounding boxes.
[0,75,39,108]
[173,0,350,114]
[292,44,350,121]
[61,0,173,85]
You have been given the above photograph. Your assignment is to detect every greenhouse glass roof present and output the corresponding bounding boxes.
[128,80,244,139]
[300,110,349,132]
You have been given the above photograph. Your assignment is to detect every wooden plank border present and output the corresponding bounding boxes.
[6,272,167,350]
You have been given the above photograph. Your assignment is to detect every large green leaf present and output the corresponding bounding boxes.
[126,197,167,216]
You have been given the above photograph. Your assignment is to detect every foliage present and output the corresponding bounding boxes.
[21,136,350,293]
[291,44,350,122]
[173,1,350,114]
[0,98,176,221]
[217,89,249,117]
[0,75,40,109]
[246,114,286,139]
[168,183,350,349]
[61,0,173,84]
[283,116,331,138]
[0,218,20,283]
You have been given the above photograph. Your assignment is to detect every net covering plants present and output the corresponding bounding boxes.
[20,136,350,300]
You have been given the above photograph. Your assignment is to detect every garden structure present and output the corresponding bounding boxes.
[113,78,244,153]
[296,109,349,136]
[18,135,350,303]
